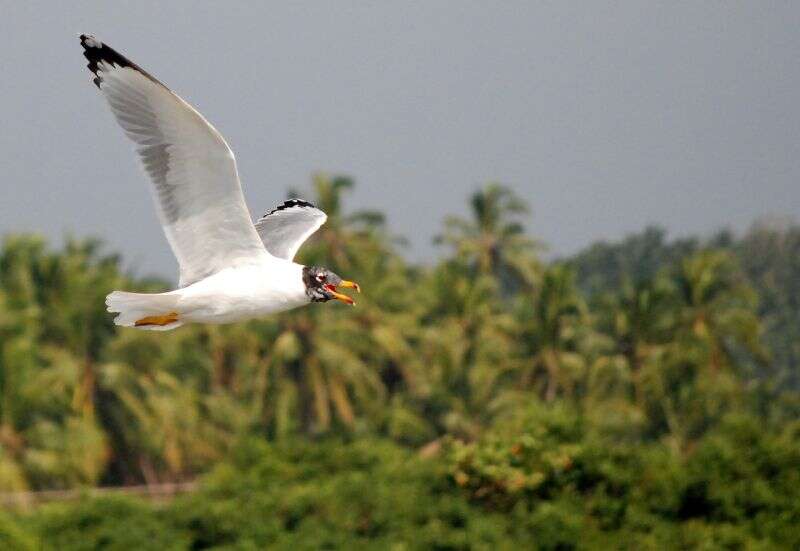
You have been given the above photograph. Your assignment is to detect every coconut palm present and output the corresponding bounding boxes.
[674,250,765,374]
[0,286,38,494]
[604,276,677,406]
[33,238,124,416]
[0,237,110,491]
[517,264,585,402]
[290,173,388,272]
[413,260,519,438]
[436,183,541,290]
[249,175,414,436]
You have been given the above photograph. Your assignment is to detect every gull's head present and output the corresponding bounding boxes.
[302,266,360,305]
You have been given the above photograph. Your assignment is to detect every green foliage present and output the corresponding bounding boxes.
[569,222,800,387]
[444,404,798,548]
[0,510,36,551]
[436,183,541,289]
[32,496,189,550]
[0,179,797,547]
[15,411,798,549]
[733,222,800,386]
[167,438,516,549]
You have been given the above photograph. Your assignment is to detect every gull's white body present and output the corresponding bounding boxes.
[172,260,308,324]
[107,257,309,330]
[81,35,331,330]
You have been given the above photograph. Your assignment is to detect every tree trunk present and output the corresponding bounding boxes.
[631,345,646,409]
[73,359,96,416]
[544,349,559,403]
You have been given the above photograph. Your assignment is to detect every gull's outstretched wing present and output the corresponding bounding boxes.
[254,199,327,260]
[80,34,268,287]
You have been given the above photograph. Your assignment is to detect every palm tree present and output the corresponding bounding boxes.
[100,355,229,484]
[0,286,38,494]
[266,308,388,435]
[518,265,585,402]
[674,250,765,374]
[605,276,676,407]
[436,183,541,290]
[412,259,519,438]
[0,236,112,491]
[732,222,800,386]
[290,173,387,272]
[413,186,544,436]
[250,175,416,436]
[31,238,125,416]
[634,250,767,452]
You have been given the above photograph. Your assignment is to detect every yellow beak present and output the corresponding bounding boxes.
[339,280,361,293]
[325,280,360,305]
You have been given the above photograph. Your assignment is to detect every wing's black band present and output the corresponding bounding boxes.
[79,34,162,89]
[263,199,317,217]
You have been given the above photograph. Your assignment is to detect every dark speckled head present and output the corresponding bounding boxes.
[302,266,360,305]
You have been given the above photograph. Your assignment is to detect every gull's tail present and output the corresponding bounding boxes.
[106,291,184,331]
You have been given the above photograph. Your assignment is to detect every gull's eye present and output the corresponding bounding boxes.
[316,274,326,283]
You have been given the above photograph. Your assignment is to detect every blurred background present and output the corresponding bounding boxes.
[0,2,798,549]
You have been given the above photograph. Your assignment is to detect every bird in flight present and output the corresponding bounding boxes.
[79,35,359,331]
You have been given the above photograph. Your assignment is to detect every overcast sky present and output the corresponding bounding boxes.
[2,2,799,280]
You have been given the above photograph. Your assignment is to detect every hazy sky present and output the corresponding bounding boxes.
[2,2,799,280]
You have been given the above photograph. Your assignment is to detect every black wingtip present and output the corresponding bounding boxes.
[265,199,317,217]
[79,34,160,89]
[79,34,105,88]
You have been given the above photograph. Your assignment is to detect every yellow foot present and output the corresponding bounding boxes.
[134,312,179,327]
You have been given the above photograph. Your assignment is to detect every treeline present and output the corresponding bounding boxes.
[568,221,800,388]
[0,176,797,548]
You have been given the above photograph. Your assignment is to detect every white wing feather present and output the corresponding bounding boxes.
[255,200,327,260]
[80,35,269,287]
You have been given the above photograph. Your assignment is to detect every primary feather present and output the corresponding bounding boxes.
[81,34,268,287]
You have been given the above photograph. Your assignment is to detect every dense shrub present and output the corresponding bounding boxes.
[168,438,513,549]
[11,413,796,549]
[0,511,36,551]
[31,496,189,551]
